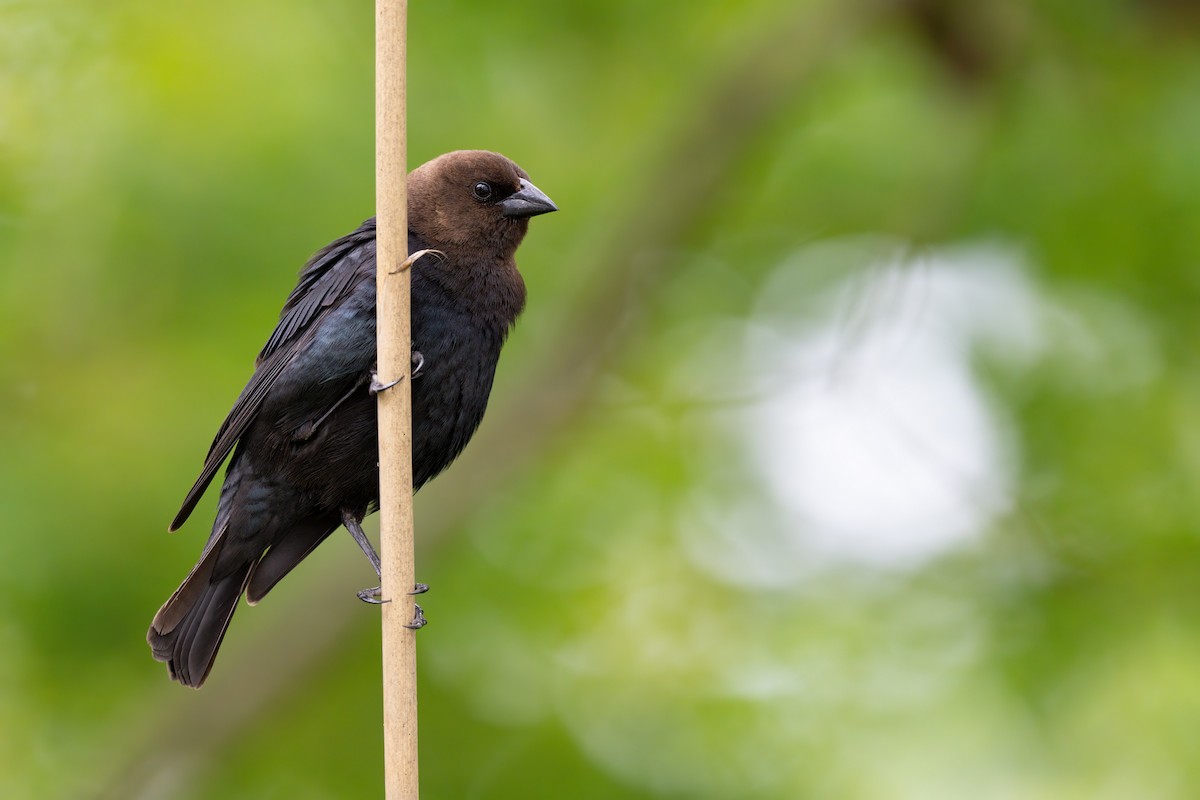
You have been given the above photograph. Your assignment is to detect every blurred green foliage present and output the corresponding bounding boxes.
[3,0,1200,797]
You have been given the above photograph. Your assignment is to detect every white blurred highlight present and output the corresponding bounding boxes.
[691,243,1051,578]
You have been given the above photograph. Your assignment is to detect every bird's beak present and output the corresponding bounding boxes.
[500,178,558,218]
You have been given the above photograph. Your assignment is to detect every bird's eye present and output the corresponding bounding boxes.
[473,181,493,201]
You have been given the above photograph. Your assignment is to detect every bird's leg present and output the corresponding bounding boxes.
[343,509,429,608]
[342,509,381,576]
[344,510,386,605]
[294,382,361,441]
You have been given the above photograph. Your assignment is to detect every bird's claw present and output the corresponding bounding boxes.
[389,248,444,275]
[357,583,427,605]
[404,604,428,630]
[369,369,403,396]
[411,350,425,380]
[357,586,387,604]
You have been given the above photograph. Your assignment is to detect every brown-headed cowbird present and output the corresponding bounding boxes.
[148,150,556,687]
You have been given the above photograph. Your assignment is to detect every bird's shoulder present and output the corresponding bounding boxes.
[257,218,380,365]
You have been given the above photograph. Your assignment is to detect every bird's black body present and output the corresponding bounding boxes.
[149,151,555,687]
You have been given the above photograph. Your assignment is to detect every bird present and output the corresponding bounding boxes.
[148,150,556,687]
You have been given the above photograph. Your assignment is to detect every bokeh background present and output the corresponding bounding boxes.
[3,0,1200,797]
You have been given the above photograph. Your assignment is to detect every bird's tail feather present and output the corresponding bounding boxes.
[246,516,338,605]
[147,541,252,688]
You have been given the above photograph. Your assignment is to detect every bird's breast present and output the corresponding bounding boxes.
[409,305,504,488]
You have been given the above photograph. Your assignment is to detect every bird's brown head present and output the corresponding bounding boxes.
[408,150,556,263]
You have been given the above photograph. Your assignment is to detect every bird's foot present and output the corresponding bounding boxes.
[404,604,428,630]
[411,350,425,380]
[356,583,429,605]
[357,586,387,604]
[369,369,403,396]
